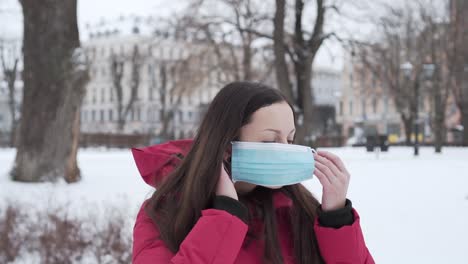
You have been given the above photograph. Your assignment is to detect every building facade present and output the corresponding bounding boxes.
[80,18,224,139]
[337,54,405,144]
[337,51,461,144]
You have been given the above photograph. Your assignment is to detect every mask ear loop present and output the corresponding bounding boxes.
[311,148,317,154]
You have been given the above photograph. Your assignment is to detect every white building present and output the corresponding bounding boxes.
[80,17,223,138]
[313,68,342,106]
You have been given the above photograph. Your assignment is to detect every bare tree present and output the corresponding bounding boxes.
[110,45,141,132]
[419,1,453,153]
[273,0,336,144]
[177,0,273,84]
[0,40,20,147]
[11,0,89,183]
[177,0,338,144]
[353,2,430,147]
[355,0,459,152]
[449,0,468,146]
[156,47,212,140]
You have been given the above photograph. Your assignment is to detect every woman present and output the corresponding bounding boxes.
[132,82,374,264]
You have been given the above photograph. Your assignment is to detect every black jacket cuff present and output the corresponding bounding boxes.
[317,199,354,228]
[213,195,248,223]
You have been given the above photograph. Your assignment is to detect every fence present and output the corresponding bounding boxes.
[79,133,151,148]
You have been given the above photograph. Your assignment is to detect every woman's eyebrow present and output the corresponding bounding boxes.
[263,128,296,134]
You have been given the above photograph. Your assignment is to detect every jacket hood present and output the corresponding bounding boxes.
[131,139,193,188]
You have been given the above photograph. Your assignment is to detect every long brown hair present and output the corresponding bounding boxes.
[145,81,324,263]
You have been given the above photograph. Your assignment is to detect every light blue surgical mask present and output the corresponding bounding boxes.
[231,141,316,188]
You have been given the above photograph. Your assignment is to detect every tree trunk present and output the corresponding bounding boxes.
[433,82,445,153]
[461,105,468,146]
[401,115,413,146]
[433,113,444,153]
[294,59,314,145]
[273,0,294,103]
[6,62,18,148]
[11,0,88,183]
[112,46,140,133]
[273,0,326,145]
[1,54,19,147]
[111,56,125,132]
[242,41,252,80]
[9,120,18,148]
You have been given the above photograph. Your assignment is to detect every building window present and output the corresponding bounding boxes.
[135,83,140,101]
[149,85,154,101]
[101,88,105,103]
[100,109,105,121]
[339,101,343,115]
[372,98,377,114]
[109,109,113,122]
[360,69,365,87]
[158,47,163,58]
[170,47,175,59]
[372,73,377,89]
[147,108,152,122]
[110,87,114,102]
[137,108,141,121]
[148,63,153,76]
[147,45,152,56]
[92,90,96,104]
[179,110,183,123]
[92,110,96,122]
[155,109,160,121]
[361,99,366,115]
[349,100,353,115]
[384,97,389,112]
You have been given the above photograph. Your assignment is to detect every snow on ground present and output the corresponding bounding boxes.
[1,146,467,263]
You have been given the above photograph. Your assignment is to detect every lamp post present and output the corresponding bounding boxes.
[400,62,435,156]
[422,64,435,151]
[400,62,418,155]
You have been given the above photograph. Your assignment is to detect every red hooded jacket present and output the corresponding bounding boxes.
[131,139,375,264]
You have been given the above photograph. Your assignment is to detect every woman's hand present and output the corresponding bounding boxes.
[216,163,238,200]
[313,150,350,211]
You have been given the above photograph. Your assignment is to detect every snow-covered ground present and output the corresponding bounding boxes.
[1,146,467,263]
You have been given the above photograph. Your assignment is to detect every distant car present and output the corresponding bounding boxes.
[346,136,366,147]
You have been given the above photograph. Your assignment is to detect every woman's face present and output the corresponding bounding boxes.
[234,101,296,193]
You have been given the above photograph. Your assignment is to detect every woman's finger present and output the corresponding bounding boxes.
[315,162,338,184]
[317,150,348,174]
[316,153,350,183]
[315,154,342,178]
[313,167,331,188]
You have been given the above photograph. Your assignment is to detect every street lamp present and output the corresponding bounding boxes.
[400,62,418,155]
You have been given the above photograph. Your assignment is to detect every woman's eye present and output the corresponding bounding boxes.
[287,140,293,144]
